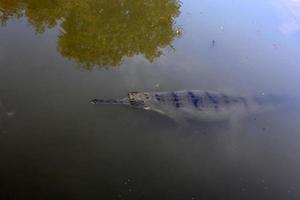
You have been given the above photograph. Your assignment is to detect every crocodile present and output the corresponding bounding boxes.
[91,90,292,121]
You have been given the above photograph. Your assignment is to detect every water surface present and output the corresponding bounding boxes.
[1,0,300,199]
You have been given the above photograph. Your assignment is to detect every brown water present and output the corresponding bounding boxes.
[1,0,300,199]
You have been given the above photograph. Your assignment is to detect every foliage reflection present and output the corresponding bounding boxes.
[0,0,182,70]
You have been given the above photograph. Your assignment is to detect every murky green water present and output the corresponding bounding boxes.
[1,0,300,199]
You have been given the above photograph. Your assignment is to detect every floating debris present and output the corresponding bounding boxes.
[211,39,216,47]
[0,99,14,133]
[155,83,160,89]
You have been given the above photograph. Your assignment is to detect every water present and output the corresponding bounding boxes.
[1,0,300,199]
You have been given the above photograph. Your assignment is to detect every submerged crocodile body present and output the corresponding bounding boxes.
[91,90,290,121]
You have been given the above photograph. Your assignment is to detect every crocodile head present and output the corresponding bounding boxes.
[128,92,151,109]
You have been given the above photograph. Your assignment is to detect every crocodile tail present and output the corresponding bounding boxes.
[253,94,299,107]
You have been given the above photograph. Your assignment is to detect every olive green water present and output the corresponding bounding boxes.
[1,0,300,199]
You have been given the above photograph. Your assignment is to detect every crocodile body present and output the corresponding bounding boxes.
[91,90,289,121]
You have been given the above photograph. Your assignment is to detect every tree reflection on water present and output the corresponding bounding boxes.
[0,0,182,70]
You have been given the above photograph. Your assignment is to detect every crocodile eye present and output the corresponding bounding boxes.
[144,93,151,100]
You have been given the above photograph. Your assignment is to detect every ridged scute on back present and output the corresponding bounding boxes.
[146,90,249,110]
